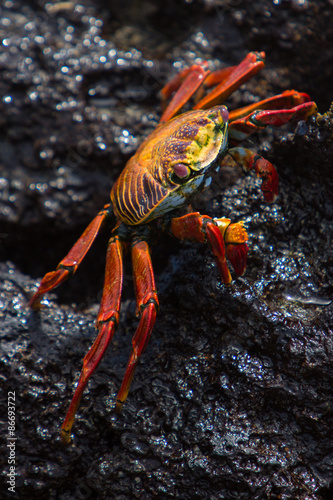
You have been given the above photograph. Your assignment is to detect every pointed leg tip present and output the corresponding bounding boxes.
[115,400,123,414]
[60,427,72,445]
[225,277,232,286]
[28,294,41,310]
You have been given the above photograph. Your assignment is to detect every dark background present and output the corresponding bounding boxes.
[0,1,332,498]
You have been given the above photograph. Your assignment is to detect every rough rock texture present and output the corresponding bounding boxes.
[0,1,332,499]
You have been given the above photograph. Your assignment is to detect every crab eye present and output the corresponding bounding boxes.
[220,107,229,123]
[173,163,191,179]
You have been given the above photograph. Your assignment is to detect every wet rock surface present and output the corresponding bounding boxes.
[0,1,332,499]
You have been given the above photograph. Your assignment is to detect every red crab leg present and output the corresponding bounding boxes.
[160,65,210,123]
[61,235,124,444]
[160,64,208,103]
[194,51,265,110]
[191,65,237,106]
[170,213,249,282]
[228,90,312,122]
[228,100,317,144]
[29,204,112,309]
[222,147,279,202]
[160,65,236,119]
[160,51,265,123]
[202,65,237,88]
[160,64,236,103]
[115,239,159,413]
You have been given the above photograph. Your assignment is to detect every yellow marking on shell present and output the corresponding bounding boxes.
[111,107,228,226]
[182,119,223,171]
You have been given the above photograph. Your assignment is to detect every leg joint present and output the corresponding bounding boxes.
[58,263,77,275]
[96,312,120,328]
[138,296,159,315]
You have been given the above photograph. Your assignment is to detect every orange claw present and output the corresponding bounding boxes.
[224,221,248,245]
[215,219,249,276]
[170,213,233,285]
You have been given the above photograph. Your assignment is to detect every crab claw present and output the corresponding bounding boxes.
[224,148,279,203]
[253,156,279,203]
[226,243,249,276]
[215,219,249,276]
[225,221,249,275]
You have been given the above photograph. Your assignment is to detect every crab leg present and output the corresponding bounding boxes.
[160,51,265,123]
[222,147,279,203]
[115,239,159,413]
[228,89,312,122]
[170,213,249,282]
[160,64,207,103]
[160,65,210,123]
[29,204,112,309]
[194,51,265,110]
[61,235,124,444]
[201,65,238,89]
[228,100,317,144]
[160,63,239,104]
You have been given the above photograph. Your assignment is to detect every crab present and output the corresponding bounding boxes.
[29,52,317,443]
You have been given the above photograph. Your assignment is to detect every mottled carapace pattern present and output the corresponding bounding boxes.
[111,108,227,225]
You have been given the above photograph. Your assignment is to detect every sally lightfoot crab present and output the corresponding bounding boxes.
[29,52,317,443]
